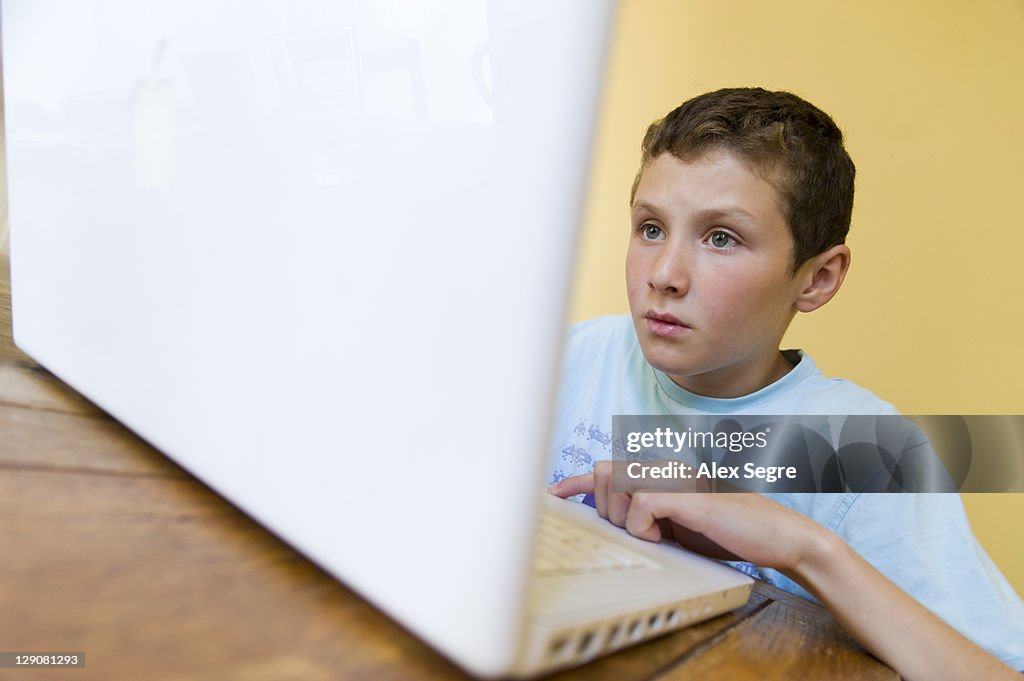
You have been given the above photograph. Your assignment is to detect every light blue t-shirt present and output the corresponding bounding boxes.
[548,315,1024,670]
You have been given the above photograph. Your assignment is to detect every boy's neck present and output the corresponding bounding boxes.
[665,350,797,400]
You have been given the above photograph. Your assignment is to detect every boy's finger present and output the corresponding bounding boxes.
[548,473,595,497]
[593,461,613,517]
[607,491,631,528]
[622,493,664,543]
[625,492,713,544]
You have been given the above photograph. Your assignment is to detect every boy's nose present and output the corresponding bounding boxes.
[648,246,690,296]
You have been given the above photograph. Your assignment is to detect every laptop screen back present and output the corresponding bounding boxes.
[2,0,614,674]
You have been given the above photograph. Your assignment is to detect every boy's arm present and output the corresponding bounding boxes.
[796,525,1015,680]
[550,465,1021,681]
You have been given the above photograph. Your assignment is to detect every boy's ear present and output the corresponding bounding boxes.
[794,244,851,313]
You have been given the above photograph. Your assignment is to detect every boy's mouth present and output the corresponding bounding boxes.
[644,310,691,337]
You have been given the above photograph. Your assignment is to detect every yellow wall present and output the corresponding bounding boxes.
[570,0,1024,595]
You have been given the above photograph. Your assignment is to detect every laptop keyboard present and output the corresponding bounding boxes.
[533,513,660,576]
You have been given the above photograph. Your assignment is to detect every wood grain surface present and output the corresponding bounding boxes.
[0,255,896,680]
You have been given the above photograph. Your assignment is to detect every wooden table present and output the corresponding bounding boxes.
[0,255,896,680]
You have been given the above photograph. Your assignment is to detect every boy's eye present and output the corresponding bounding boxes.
[640,223,664,240]
[708,230,738,249]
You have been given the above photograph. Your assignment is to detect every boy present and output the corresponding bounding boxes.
[547,88,1024,677]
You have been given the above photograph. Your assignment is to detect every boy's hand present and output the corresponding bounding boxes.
[547,460,829,577]
[550,462,1022,680]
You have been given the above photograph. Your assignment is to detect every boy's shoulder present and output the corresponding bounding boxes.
[567,314,635,347]
[562,314,640,375]
[775,354,900,416]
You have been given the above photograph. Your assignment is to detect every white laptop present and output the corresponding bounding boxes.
[2,1,753,676]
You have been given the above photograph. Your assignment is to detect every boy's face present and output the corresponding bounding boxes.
[627,150,806,398]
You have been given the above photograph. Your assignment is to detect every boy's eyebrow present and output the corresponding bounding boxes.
[693,206,758,225]
[631,201,758,225]
[631,200,665,217]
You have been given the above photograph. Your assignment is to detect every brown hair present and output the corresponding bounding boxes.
[631,87,855,270]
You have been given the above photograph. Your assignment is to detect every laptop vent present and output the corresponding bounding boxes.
[547,605,691,665]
